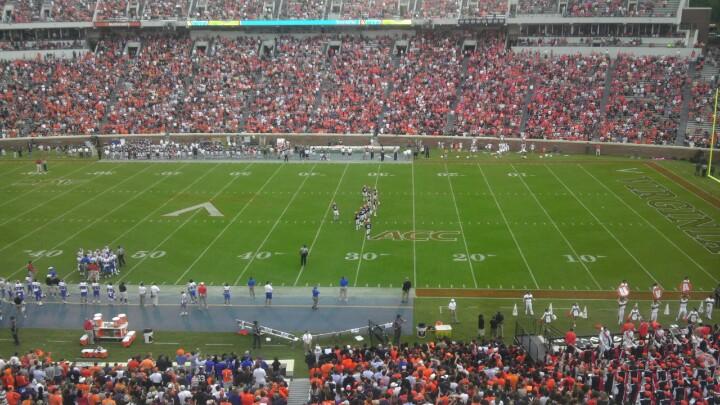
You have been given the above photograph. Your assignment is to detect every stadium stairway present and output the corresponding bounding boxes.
[519,76,536,134]
[444,54,470,134]
[377,52,402,132]
[676,59,695,145]
[287,379,311,405]
[595,58,616,141]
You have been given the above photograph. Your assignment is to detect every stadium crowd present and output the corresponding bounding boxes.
[601,55,687,144]
[383,34,462,135]
[0,0,685,21]
[525,54,609,141]
[0,349,291,405]
[453,35,533,137]
[311,36,393,134]
[516,0,678,16]
[0,319,717,405]
[0,33,709,146]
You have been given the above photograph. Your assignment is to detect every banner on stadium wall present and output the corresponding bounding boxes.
[95,21,142,27]
[187,19,413,27]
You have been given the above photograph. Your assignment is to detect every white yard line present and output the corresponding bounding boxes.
[7,166,155,279]
[0,163,42,189]
[444,163,478,288]
[5,164,179,281]
[546,165,661,285]
[510,164,602,289]
[118,163,254,283]
[106,163,218,248]
[0,161,104,221]
[577,164,718,284]
[233,163,319,286]
[293,163,350,286]
[352,164,381,287]
[477,165,539,289]
[177,164,284,285]
[0,163,135,255]
[411,161,417,288]
[0,161,97,210]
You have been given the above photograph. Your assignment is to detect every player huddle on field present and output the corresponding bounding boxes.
[76,245,126,280]
[353,185,380,239]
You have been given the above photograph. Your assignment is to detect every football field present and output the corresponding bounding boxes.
[0,155,718,294]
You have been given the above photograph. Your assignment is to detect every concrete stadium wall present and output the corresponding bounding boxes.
[0,133,715,162]
[512,45,697,58]
[0,48,89,60]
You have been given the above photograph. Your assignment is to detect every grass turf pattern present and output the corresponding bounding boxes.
[0,154,718,293]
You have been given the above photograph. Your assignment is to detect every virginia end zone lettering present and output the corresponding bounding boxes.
[621,177,720,254]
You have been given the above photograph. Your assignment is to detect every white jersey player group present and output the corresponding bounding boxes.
[518,276,715,331]
[77,246,120,279]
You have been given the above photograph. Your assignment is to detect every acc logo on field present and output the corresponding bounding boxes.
[369,230,459,242]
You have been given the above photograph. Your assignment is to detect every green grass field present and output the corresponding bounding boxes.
[0,154,718,293]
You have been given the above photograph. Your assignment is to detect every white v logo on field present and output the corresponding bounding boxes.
[163,202,224,217]
[616,168,643,174]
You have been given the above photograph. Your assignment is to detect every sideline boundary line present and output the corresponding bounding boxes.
[411,161,417,288]
[294,163,350,286]
[478,165,539,289]
[646,162,720,209]
[234,163,319,286]
[546,165,660,285]
[510,164,602,289]
[578,164,718,284]
[444,163,478,288]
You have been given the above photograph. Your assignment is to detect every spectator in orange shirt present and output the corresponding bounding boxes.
[100,393,116,405]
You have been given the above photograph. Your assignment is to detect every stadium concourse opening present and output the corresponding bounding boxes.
[1,0,720,402]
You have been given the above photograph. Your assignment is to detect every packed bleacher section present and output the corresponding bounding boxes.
[103,37,194,134]
[95,0,134,20]
[192,0,270,21]
[48,0,95,22]
[516,0,679,16]
[454,36,533,137]
[280,0,326,19]
[339,0,410,19]
[244,37,324,133]
[0,33,704,145]
[416,0,460,18]
[685,50,719,148]
[0,39,123,137]
[383,34,462,135]
[181,36,265,133]
[463,0,508,16]
[525,54,609,141]
[601,54,687,144]
[141,0,189,19]
[0,0,687,21]
[306,324,720,403]
[311,37,393,134]
[687,81,714,148]
[0,320,716,405]
[0,350,291,405]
